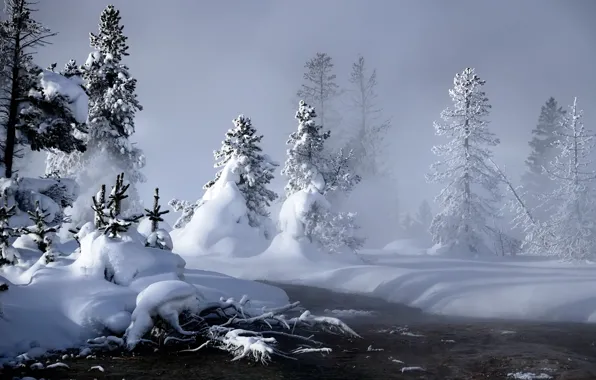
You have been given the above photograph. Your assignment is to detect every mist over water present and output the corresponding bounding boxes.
[29,0,596,247]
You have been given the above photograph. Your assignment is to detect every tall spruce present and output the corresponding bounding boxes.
[347,55,391,177]
[0,0,86,178]
[204,115,278,227]
[541,98,596,260]
[297,53,340,130]
[427,68,502,255]
[522,97,566,203]
[47,5,144,226]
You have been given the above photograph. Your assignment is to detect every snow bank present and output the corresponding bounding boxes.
[278,187,329,238]
[189,249,596,323]
[172,181,269,258]
[1,229,289,361]
[124,280,203,349]
[72,231,185,286]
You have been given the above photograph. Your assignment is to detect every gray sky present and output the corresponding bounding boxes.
[32,0,596,223]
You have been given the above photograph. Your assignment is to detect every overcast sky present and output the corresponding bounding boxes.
[32,0,596,222]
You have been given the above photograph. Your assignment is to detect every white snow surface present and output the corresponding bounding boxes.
[181,236,596,323]
[0,227,289,360]
[39,70,88,124]
[168,175,596,323]
[172,179,269,258]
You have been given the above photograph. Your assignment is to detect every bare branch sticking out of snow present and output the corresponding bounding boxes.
[291,347,332,355]
[86,288,358,364]
[401,366,425,373]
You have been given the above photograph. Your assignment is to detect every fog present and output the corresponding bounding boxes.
[31,0,596,243]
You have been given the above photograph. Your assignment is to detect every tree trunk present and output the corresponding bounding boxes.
[3,0,25,178]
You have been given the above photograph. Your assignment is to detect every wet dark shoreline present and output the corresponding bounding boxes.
[3,282,596,379]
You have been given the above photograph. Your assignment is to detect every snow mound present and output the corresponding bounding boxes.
[124,280,203,349]
[383,239,428,254]
[278,187,329,239]
[72,232,186,286]
[172,181,268,258]
[137,216,172,237]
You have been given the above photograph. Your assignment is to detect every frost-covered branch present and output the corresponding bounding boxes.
[87,291,359,364]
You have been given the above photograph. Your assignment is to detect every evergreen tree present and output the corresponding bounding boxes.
[47,5,144,225]
[304,202,364,254]
[144,188,172,250]
[297,53,340,130]
[0,0,87,178]
[541,98,596,260]
[168,198,202,229]
[282,101,330,196]
[347,55,391,177]
[204,115,278,227]
[523,98,566,192]
[19,200,57,253]
[92,173,143,238]
[427,68,502,255]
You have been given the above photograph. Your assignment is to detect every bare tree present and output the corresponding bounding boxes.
[347,55,391,177]
[0,0,85,177]
[297,53,340,130]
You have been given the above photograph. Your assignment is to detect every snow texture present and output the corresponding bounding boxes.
[39,70,88,124]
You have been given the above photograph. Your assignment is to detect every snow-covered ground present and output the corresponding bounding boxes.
[0,235,288,361]
[177,238,596,323]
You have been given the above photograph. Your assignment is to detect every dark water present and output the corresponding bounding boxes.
[3,282,596,380]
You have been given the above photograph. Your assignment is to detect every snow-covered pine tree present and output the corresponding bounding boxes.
[303,202,364,254]
[0,194,18,265]
[297,53,340,130]
[282,101,331,196]
[92,173,143,238]
[542,98,596,260]
[204,115,278,227]
[522,98,566,193]
[346,55,391,177]
[19,200,57,253]
[400,213,417,237]
[0,0,87,178]
[47,5,144,226]
[144,188,172,250]
[60,59,83,78]
[168,198,202,229]
[427,68,502,255]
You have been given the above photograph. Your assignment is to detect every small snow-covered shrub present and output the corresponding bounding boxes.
[279,187,364,254]
[0,176,78,229]
[143,188,172,250]
[73,232,186,286]
[18,201,57,253]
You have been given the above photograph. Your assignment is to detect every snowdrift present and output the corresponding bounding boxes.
[0,228,289,361]
[172,181,269,258]
[188,240,596,324]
